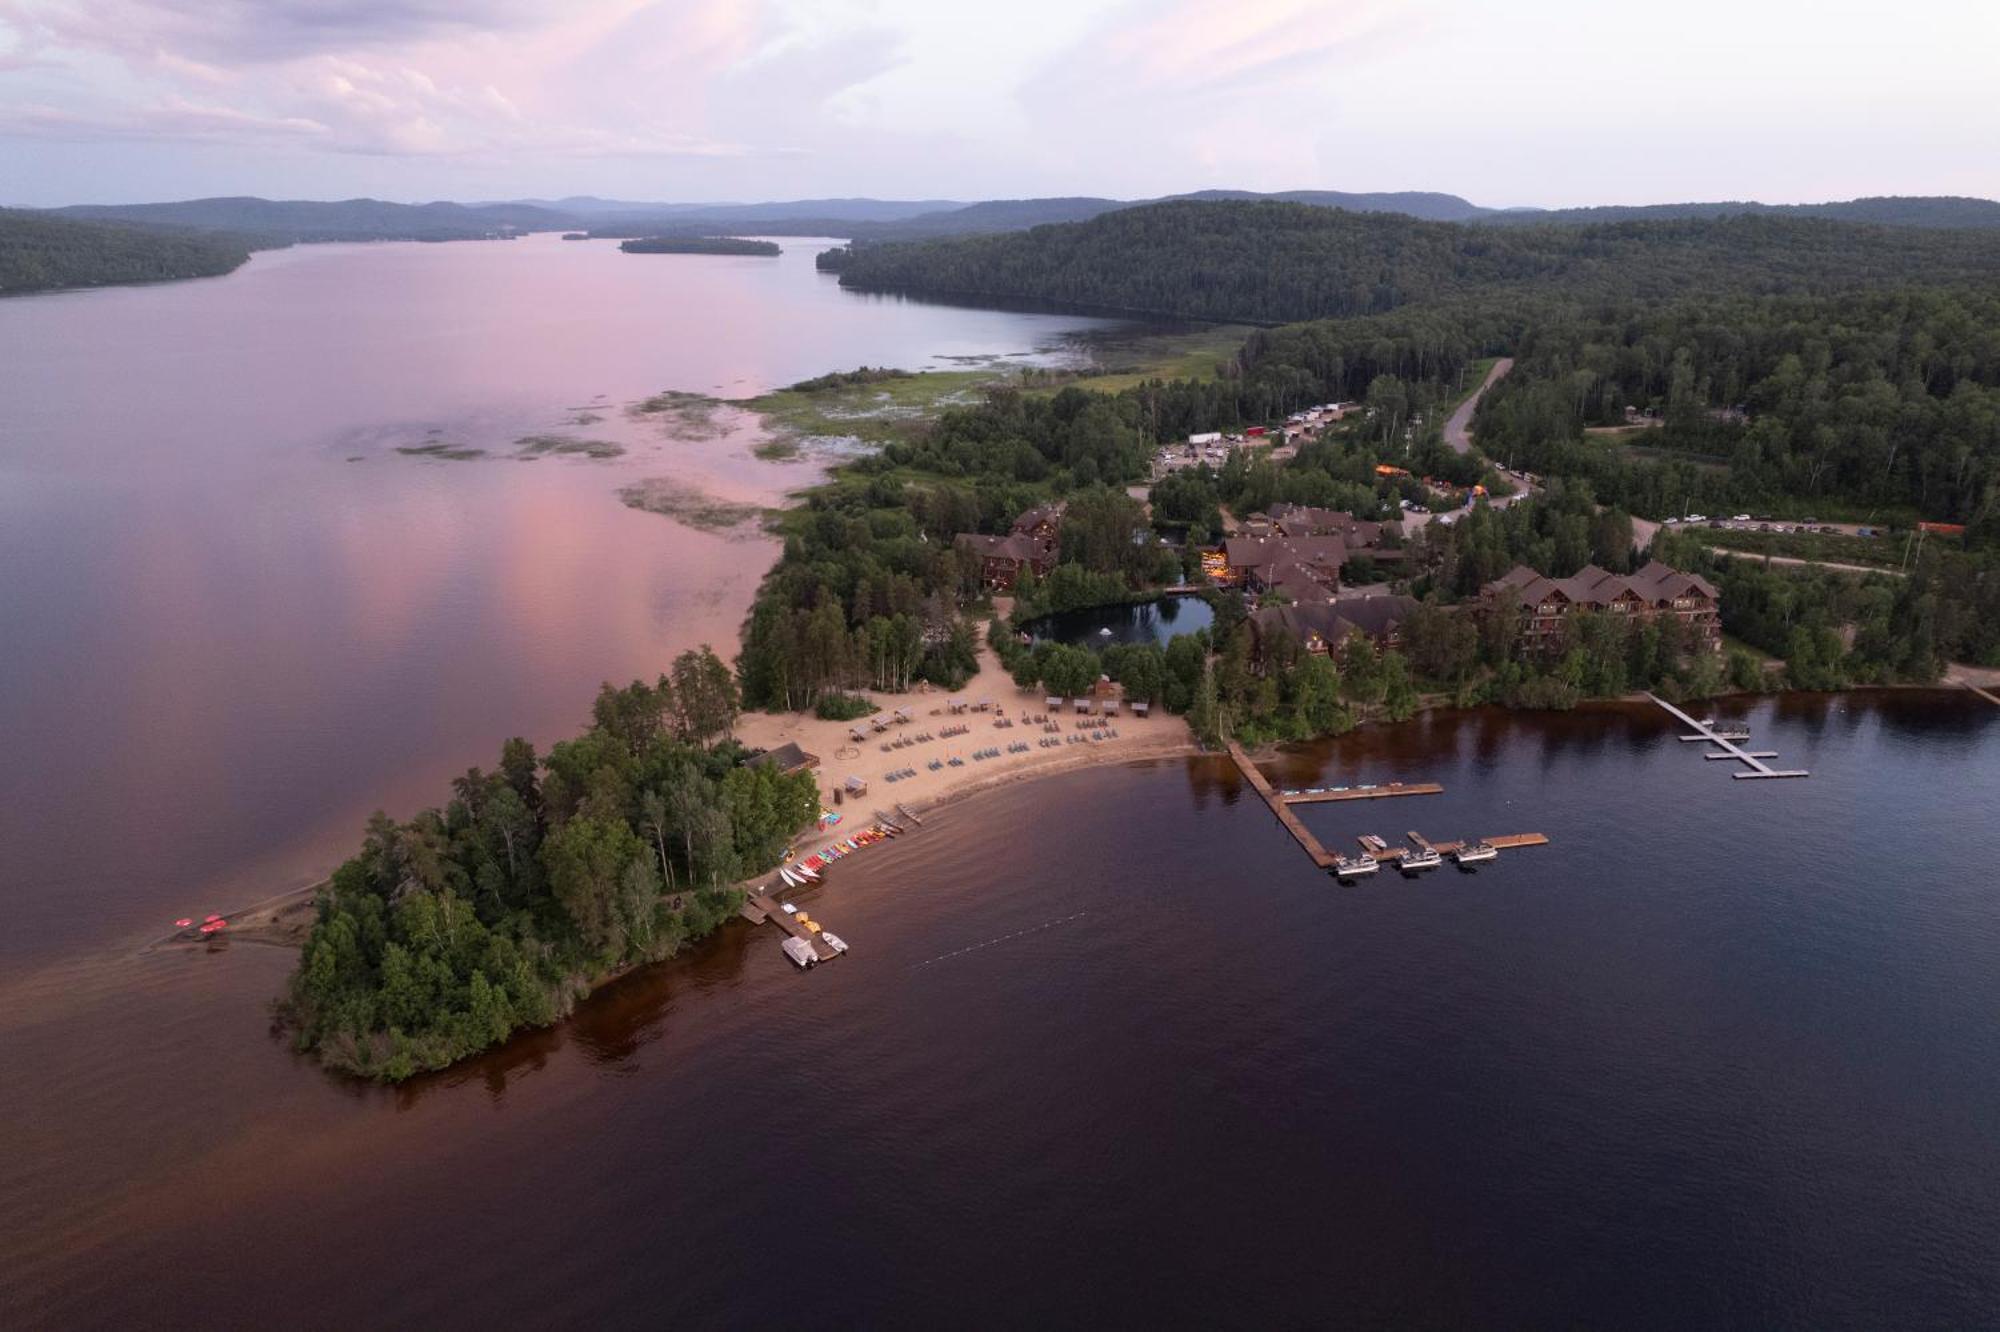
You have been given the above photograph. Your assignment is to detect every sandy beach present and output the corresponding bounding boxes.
[733,641,1197,864]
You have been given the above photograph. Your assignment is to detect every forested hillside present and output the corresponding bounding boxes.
[1484,195,2000,230]
[828,200,2000,324]
[51,195,565,242]
[0,209,255,294]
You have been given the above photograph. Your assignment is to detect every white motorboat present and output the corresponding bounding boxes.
[1332,854,1380,878]
[1399,846,1443,870]
[820,932,849,954]
[780,936,817,969]
[1453,841,1498,865]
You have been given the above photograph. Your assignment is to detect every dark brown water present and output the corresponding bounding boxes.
[6,691,2000,1326]
[5,245,2000,1327]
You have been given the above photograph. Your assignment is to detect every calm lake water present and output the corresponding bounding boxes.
[1024,593,1215,647]
[5,244,2000,1328]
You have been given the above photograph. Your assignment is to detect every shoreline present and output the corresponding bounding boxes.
[184,678,1992,956]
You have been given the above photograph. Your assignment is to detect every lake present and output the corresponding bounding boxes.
[1022,593,1215,648]
[0,232,1119,961]
[4,241,2000,1327]
[4,692,1997,1325]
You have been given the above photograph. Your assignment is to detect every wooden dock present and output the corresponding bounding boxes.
[745,889,844,962]
[1646,693,1808,779]
[1279,782,1443,805]
[1965,682,2000,708]
[1367,832,1550,860]
[1227,741,1337,869]
[1229,742,1548,870]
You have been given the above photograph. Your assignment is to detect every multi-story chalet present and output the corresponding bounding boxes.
[956,533,1058,591]
[1481,561,1722,655]
[1248,594,1420,663]
[1221,534,1348,602]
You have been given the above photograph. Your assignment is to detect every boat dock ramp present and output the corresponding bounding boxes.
[1646,693,1809,779]
[1226,742,1548,874]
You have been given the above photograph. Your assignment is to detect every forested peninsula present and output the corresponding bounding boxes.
[283,648,820,1081]
[618,236,781,256]
[0,209,256,295]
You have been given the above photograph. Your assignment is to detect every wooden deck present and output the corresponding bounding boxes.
[1279,782,1443,805]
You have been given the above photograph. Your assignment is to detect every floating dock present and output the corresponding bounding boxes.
[1279,782,1443,804]
[1646,693,1808,779]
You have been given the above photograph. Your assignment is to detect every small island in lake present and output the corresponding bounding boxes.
[618,236,781,256]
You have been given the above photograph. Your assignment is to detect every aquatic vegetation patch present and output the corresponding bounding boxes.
[515,434,626,460]
[395,442,487,461]
[618,478,768,532]
[630,389,728,439]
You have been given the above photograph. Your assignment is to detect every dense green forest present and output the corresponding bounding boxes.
[618,236,781,255]
[827,200,2000,325]
[285,648,820,1081]
[0,210,255,295]
[1470,288,2000,533]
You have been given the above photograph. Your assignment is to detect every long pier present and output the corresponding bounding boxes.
[1228,741,1338,868]
[1645,692,1808,779]
[1228,742,1548,870]
[1278,782,1444,804]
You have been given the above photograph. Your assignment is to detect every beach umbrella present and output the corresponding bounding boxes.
[174,918,193,929]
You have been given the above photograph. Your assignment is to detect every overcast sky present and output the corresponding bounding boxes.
[2,0,1995,209]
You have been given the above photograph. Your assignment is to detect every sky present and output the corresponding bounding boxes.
[2,0,1996,209]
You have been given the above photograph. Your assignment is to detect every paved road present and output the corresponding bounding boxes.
[1443,357,1513,455]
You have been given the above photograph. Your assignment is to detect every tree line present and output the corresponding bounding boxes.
[0,210,254,295]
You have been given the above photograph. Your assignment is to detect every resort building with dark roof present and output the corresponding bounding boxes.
[1248,594,1421,662]
[1481,561,1722,656]
[955,532,1058,591]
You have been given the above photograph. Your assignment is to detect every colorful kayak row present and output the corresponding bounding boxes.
[778,823,899,888]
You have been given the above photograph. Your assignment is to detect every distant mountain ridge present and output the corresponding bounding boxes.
[21,190,2000,256]
[49,196,570,243]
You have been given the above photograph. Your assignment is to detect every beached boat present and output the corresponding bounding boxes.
[1452,841,1498,865]
[821,932,849,954]
[779,867,799,888]
[1332,854,1379,878]
[780,937,817,969]
[1399,846,1442,870]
